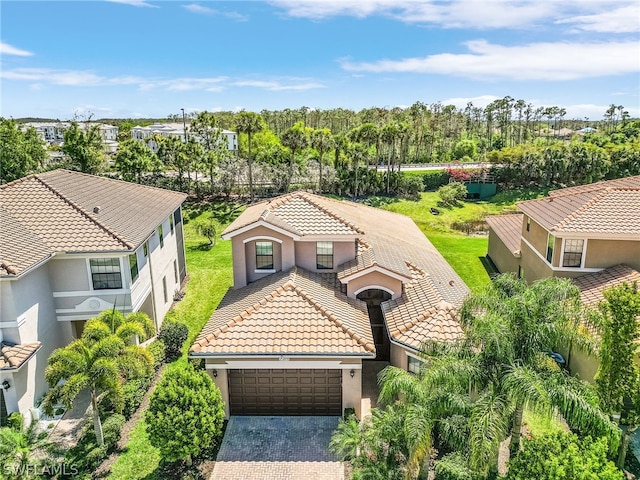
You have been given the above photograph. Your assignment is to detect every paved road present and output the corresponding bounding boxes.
[211,416,344,480]
[375,162,491,172]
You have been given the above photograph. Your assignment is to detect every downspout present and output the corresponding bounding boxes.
[146,242,159,333]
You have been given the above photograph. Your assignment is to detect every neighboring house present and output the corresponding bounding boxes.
[486,175,640,380]
[130,123,238,153]
[190,192,469,418]
[0,169,187,422]
[23,122,119,148]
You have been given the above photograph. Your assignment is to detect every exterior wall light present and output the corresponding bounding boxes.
[1,380,10,390]
[212,369,218,378]
[350,369,355,378]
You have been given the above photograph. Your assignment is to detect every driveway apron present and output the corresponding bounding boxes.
[211,416,344,480]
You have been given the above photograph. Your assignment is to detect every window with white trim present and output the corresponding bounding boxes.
[129,254,139,283]
[408,356,425,374]
[562,239,584,267]
[90,258,122,290]
[546,234,555,263]
[316,241,334,269]
[158,225,164,248]
[255,241,273,270]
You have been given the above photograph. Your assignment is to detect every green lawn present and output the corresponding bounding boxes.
[380,189,546,291]
[108,202,238,480]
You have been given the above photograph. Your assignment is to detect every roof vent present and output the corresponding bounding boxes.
[93,206,101,214]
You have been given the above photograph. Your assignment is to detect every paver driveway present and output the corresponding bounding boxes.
[210,416,344,480]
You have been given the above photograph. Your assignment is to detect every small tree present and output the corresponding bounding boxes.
[0,420,52,480]
[146,365,225,466]
[158,320,189,361]
[193,216,220,246]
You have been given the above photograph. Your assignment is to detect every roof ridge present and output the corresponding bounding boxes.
[553,188,609,231]
[298,193,365,234]
[33,175,133,249]
[290,281,375,353]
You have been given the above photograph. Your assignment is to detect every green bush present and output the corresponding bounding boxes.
[122,377,152,419]
[158,320,189,361]
[84,444,108,469]
[434,452,482,480]
[437,182,467,207]
[505,432,623,480]
[5,412,23,431]
[421,171,450,191]
[102,413,126,451]
[146,364,225,464]
[147,339,166,370]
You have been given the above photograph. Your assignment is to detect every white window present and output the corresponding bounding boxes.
[408,356,425,374]
[316,242,334,269]
[562,239,585,267]
[90,258,122,290]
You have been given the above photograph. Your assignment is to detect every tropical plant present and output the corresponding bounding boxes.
[157,134,190,192]
[145,364,225,466]
[379,275,618,478]
[236,110,264,201]
[62,121,106,174]
[0,421,52,480]
[310,127,334,192]
[281,121,310,192]
[505,432,623,480]
[437,182,467,206]
[41,336,126,446]
[193,216,220,246]
[82,309,155,345]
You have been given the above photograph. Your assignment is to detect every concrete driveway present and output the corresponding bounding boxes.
[210,416,344,480]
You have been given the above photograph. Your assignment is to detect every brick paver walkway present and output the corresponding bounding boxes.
[210,416,344,480]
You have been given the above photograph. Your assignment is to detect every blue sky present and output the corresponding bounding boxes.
[1,1,639,120]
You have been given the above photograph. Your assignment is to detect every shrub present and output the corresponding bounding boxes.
[158,320,189,362]
[84,444,108,469]
[505,432,623,480]
[422,171,450,191]
[122,377,152,419]
[102,413,126,452]
[5,412,23,431]
[146,364,225,465]
[437,182,467,207]
[147,339,166,370]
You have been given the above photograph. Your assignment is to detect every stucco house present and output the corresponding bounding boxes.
[130,123,238,153]
[486,175,640,380]
[0,169,187,422]
[190,192,468,418]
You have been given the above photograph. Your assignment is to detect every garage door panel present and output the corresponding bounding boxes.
[229,368,342,415]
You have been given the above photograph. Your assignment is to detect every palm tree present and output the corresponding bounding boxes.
[310,128,334,193]
[379,275,618,477]
[281,122,310,192]
[41,336,126,446]
[82,309,155,345]
[235,111,264,202]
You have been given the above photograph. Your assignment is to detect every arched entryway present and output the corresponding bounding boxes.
[356,288,392,361]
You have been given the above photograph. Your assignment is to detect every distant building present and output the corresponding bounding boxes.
[22,122,119,153]
[130,122,238,153]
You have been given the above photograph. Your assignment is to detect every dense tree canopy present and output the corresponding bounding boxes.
[0,118,46,183]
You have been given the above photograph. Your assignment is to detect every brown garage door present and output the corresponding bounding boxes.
[228,368,342,415]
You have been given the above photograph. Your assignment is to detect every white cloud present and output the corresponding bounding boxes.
[0,42,34,56]
[340,40,640,80]
[556,4,640,33]
[234,79,325,91]
[271,0,638,31]
[183,4,215,15]
[106,0,158,8]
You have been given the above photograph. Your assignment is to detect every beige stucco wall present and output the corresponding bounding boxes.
[207,368,230,418]
[390,343,409,370]
[230,225,295,288]
[346,270,403,299]
[584,239,640,271]
[342,366,362,418]
[295,240,356,273]
[520,241,553,283]
[522,217,549,261]
[487,229,520,275]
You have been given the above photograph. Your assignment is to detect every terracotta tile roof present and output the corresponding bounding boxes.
[0,169,186,276]
[222,192,362,237]
[191,267,375,356]
[485,214,523,255]
[0,206,51,275]
[518,176,640,235]
[573,264,640,307]
[382,267,464,351]
[0,341,42,370]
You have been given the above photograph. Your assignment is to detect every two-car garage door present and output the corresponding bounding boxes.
[228,368,342,415]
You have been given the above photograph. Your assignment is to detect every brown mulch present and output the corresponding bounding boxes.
[93,364,168,478]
